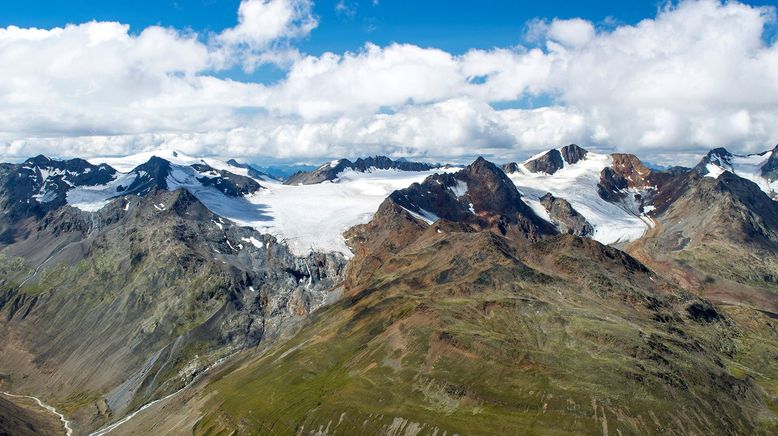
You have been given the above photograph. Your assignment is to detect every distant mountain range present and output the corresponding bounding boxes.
[0,144,776,435]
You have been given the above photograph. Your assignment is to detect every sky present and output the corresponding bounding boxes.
[1,0,778,165]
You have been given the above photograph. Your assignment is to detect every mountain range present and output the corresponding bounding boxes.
[0,144,776,435]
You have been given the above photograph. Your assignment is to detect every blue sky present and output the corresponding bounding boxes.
[1,0,778,164]
[1,1,662,48]
[0,1,681,83]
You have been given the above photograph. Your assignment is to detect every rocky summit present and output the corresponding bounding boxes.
[0,146,776,436]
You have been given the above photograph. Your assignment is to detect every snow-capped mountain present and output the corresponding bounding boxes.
[694,146,778,199]
[501,144,657,245]
[6,145,777,259]
[386,157,556,241]
[0,155,116,219]
[68,151,265,211]
[46,149,457,256]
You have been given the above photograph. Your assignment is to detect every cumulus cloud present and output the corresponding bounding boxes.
[215,0,317,70]
[527,18,596,47]
[220,0,316,46]
[1,0,778,165]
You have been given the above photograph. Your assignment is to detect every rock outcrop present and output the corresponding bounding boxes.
[539,193,594,237]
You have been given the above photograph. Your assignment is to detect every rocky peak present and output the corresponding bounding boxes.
[597,153,655,203]
[191,163,263,197]
[463,157,530,216]
[25,154,52,166]
[500,162,520,174]
[387,157,557,241]
[285,155,443,185]
[610,154,654,189]
[0,156,117,220]
[713,171,778,227]
[22,155,116,184]
[120,156,173,195]
[560,144,588,165]
[694,147,733,175]
[761,145,778,181]
[524,149,564,174]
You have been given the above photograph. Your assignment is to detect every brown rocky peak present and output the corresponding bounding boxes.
[610,153,654,189]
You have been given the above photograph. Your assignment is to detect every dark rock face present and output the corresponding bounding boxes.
[560,144,588,165]
[120,156,172,195]
[388,157,557,241]
[504,145,587,176]
[761,145,778,181]
[597,167,630,202]
[500,162,520,174]
[685,302,723,323]
[285,156,442,185]
[191,163,263,197]
[0,156,116,220]
[539,193,594,237]
[713,172,778,243]
[123,159,264,198]
[524,149,564,174]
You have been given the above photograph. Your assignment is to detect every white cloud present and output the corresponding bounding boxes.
[1,0,778,166]
[547,18,596,47]
[216,0,317,70]
[267,43,466,119]
[219,0,316,46]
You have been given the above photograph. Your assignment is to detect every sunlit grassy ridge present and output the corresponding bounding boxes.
[193,231,778,435]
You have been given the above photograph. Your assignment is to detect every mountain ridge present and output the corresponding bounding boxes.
[0,147,777,434]
[119,154,778,435]
[284,155,446,185]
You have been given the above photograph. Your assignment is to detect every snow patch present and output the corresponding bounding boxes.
[449,179,468,198]
[241,237,263,249]
[704,163,726,179]
[401,206,439,225]
[66,172,138,211]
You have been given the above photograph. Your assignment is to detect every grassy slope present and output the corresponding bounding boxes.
[192,230,777,435]
[0,199,234,427]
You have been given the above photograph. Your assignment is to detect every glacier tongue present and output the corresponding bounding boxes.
[231,168,456,257]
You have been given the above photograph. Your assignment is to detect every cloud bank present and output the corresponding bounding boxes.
[1,0,777,164]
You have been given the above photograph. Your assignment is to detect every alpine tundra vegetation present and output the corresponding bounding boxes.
[1,0,778,435]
